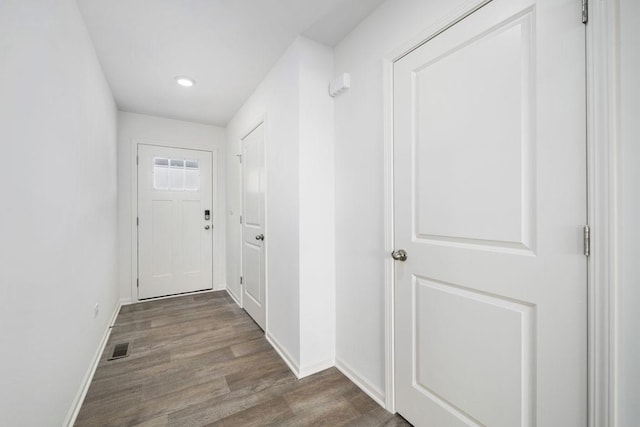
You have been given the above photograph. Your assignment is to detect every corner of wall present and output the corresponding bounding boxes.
[63,301,122,426]
[297,35,337,373]
[266,331,302,378]
[335,356,386,408]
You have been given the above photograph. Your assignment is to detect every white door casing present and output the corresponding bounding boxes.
[393,0,587,426]
[242,122,266,330]
[138,144,213,299]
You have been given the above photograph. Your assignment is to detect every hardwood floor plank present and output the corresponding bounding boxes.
[341,384,382,414]
[75,291,411,426]
[123,378,230,426]
[229,335,272,358]
[205,397,294,427]
[224,359,293,392]
[282,374,356,413]
[345,406,412,426]
[132,415,169,427]
[283,400,361,426]
[167,372,298,426]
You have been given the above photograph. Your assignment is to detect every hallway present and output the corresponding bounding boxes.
[75,292,409,426]
[2,1,638,425]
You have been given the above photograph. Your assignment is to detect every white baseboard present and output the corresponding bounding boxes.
[225,287,241,307]
[119,298,132,306]
[213,283,227,292]
[336,356,386,409]
[64,301,121,427]
[299,358,335,378]
[266,332,302,379]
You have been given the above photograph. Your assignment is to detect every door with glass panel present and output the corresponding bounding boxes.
[137,144,213,299]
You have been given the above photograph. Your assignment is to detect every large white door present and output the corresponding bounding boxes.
[393,0,587,426]
[242,123,266,330]
[138,145,213,299]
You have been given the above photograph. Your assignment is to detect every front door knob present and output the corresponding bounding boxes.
[204,225,211,230]
[255,234,264,241]
[391,249,408,261]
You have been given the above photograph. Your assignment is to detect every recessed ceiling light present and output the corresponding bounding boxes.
[175,76,195,87]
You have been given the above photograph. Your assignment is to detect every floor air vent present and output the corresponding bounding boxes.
[108,342,130,361]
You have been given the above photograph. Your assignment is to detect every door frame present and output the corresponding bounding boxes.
[130,140,219,303]
[238,116,269,331]
[381,1,618,425]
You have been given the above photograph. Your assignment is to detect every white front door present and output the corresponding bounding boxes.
[138,144,213,299]
[393,0,587,426]
[242,123,266,329]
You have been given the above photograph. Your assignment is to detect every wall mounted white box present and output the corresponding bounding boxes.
[329,73,351,97]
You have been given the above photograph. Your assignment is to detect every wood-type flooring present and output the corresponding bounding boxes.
[75,291,411,426]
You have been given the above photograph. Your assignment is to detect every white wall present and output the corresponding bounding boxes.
[0,1,119,425]
[118,112,227,302]
[298,42,336,372]
[332,0,473,398]
[227,38,302,366]
[226,37,335,374]
[616,0,640,424]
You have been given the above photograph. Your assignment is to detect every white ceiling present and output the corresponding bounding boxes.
[76,0,385,126]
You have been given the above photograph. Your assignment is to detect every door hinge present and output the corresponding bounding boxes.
[136,278,139,288]
[582,0,588,24]
[239,215,243,224]
[237,154,242,163]
[240,276,243,285]
[584,225,591,257]
[136,155,139,165]
[136,217,139,226]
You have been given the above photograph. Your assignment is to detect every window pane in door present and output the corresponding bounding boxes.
[170,159,185,191]
[152,157,200,191]
[153,157,169,190]
[185,160,200,191]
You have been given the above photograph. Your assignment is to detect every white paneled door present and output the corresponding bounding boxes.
[393,0,587,426]
[242,123,266,330]
[138,145,213,299]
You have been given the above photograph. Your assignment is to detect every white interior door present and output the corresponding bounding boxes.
[138,145,213,299]
[393,0,587,426]
[242,123,266,330]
